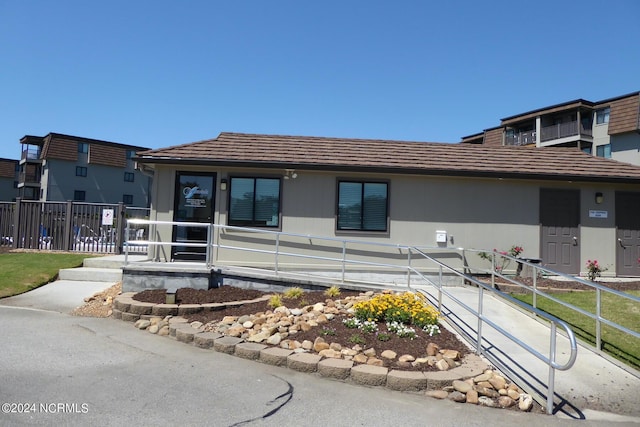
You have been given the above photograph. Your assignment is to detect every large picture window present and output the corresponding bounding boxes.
[229,177,280,227]
[337,181,388,231]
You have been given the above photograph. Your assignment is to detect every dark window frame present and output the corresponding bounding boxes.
[78,142,89,154]
[228,176,282,228]
[596,144,612,158]
[124,172,135,182]
[596,107,610,124]
[123,194,133,205]
[336,179,389,233]
[75,166,87,177]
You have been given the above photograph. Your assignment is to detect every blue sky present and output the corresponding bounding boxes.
[1,1,639,160]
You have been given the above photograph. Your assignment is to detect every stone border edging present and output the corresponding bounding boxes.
[112,293,491,394]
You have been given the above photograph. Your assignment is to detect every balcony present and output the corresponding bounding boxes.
[21,145,42,162]
[540,120,593,142]
[505,130,536,146]
[19,171,41,185]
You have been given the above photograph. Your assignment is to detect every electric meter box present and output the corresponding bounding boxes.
[436,231,447,243]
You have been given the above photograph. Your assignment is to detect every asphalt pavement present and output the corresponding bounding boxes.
[1,272,639,425]
[1,304,637,427]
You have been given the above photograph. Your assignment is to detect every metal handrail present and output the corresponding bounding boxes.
[464,248,640,349]
[124,219,583,413]
[408,247,577,413]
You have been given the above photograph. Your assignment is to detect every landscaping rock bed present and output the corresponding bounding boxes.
[120,286,541,412]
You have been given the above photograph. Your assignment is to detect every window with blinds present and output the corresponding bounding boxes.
[337,181,388,231]
[229,177,281,227]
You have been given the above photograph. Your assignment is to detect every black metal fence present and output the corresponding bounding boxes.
[0,198,149,254]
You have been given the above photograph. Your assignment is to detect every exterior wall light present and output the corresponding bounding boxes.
[284,169,297,180]
[595,192,604,204]
[220,179,228,191]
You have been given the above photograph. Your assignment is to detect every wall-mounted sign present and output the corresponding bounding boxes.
[102,209,114,226]
[182,186,210,208]
[589,210,608,218]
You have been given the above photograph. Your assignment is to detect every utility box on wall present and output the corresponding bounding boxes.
[436,230,447,244]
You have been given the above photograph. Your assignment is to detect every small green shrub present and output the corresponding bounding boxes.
[320,327,336,336]
[377,333,391,342]
[268,295,282,309]
[349,334,365,345]
[343,318,360,329]
[324,285,341,298]
[283,287,304,299]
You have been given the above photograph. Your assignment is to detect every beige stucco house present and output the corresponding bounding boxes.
[135,132,640,277]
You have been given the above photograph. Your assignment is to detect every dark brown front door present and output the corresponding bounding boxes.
[616,192,640,277]
[540,189,580,274]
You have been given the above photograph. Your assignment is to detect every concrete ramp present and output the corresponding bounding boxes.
[429,285,640,421]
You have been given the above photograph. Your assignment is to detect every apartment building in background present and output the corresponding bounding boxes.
[0,158,19,201]
[18,133,151,206]
[461,91,640,166]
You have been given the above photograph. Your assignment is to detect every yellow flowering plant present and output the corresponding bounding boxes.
[353,291,439,330]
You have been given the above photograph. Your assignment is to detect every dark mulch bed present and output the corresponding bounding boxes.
[133,286,469,371]
[133,286,269,305]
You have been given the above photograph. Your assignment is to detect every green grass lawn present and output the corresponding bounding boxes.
[0,252,97,298]
[512,289,640,369]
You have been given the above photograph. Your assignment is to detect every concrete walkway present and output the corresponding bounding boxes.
[426,285,640,422]
[0,279,116,313]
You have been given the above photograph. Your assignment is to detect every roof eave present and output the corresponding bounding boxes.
[134,156,640,184]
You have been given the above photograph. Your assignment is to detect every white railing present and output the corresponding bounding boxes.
[465,248,640,355]
[124,219,584,413]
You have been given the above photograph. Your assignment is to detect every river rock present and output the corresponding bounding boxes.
[489,375,507,391]
[426,342,439,356]
[507,389,520,400]
[426,390,448,399]
[452,380,472,393]
[498,396,515,408]
[473,372,493,383]
[381,350,397,360]
[519,394,533,412]
[266,333,282,345]
[466,389,479,404]
[441,349,460,360]
[353,354,368,364]
[313,337,330,352]
[449,391,466,403]
[435,359,450,371]
[478,396,495,407]
[135,319,150,329]
[398,354,415,363]
[366,357,384,367]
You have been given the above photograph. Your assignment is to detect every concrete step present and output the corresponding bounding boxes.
[58,267,123,282]
[83,255,147,269]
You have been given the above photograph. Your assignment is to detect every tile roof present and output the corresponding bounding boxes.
[137,132,640,183]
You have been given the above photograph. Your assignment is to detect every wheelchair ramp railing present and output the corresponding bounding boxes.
[406,248,578,414]
[124,220,579,414]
